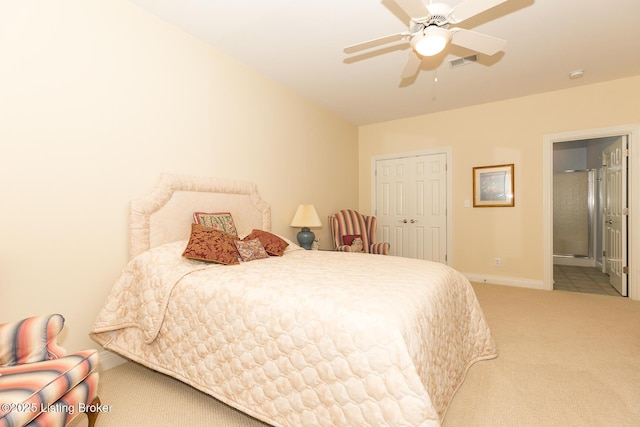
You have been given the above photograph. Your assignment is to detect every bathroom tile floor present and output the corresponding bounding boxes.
[553,265,622,297]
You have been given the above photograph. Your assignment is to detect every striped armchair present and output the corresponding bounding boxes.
[0,314,101,427]
[329,209,390,255]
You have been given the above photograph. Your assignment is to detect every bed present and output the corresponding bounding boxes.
[90,173,497,427]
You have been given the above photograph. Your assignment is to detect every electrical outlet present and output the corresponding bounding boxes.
[494,257,501,267]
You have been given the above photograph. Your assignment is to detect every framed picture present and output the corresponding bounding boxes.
[473,164,515,207]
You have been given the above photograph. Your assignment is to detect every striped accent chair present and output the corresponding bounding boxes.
[0,314,101,427]
[329,209,390,255]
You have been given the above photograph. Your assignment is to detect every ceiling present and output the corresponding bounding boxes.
[128,0,640,125]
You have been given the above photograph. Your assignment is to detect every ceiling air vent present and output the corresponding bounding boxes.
[449,54,478,68]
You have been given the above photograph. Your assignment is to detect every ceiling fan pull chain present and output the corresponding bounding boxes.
[432,69,439,101]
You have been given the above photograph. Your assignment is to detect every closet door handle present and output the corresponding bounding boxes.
[400,219,419,224]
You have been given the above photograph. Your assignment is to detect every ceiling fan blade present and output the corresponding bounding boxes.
[401,50,423,79]
[449,0,510,23]
[344,32,409,54]
[450,28,506,55]
[394,0,430,19]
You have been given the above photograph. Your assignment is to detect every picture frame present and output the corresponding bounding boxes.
[473,164,515,207]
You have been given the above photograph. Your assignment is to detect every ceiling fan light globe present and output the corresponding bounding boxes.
[412,27,451,57]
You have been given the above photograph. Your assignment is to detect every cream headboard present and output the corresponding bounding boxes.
[129,173,271,260]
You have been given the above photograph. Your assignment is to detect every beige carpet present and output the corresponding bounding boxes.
[70,283,640,427]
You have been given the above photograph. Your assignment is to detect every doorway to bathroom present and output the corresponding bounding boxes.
[552,136,626,296]
[543,124,639,300]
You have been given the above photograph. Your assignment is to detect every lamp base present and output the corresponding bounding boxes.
[297,227,315,250]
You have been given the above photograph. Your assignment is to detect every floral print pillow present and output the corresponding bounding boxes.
[182,224,240,265]
[243,229,289,256]
[234,238,268,262]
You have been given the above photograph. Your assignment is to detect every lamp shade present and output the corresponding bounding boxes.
[412,26,451,57]
[290,204,322,228]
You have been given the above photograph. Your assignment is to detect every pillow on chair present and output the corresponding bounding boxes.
[342,234,362,246]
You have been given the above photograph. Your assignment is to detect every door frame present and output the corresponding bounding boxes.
[371,147,453,264]
[543,124,640,300]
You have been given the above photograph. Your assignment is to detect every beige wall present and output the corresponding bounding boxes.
[0,0,358,351]
[359,75,640,281]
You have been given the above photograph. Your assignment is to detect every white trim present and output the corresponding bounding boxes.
[543,124,640,300]
[98,350,127,371]
[370,147,453,264]
[464,273,545,290]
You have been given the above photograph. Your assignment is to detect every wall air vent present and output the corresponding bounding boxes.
[449,54,478,68]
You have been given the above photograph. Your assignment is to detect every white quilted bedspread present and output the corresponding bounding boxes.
[91,242,496,427]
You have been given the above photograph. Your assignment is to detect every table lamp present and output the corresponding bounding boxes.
[290,204,322,249]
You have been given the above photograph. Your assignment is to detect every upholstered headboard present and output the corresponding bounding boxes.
[129,174,271,260]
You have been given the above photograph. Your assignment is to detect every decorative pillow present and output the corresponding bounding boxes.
[182,224,239,265]
[243,229,289,256]
[342,234,362,246]
[234,238,269,262]
[193,212,238,236]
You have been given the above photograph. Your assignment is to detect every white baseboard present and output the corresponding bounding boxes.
[98,350,128,371]
[463,273,546,290]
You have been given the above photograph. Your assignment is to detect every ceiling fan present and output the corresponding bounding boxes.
[344,0,510,78]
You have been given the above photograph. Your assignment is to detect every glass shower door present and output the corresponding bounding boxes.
[553,170,594,258]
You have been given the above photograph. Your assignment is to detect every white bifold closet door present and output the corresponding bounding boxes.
[375,153,447,263]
